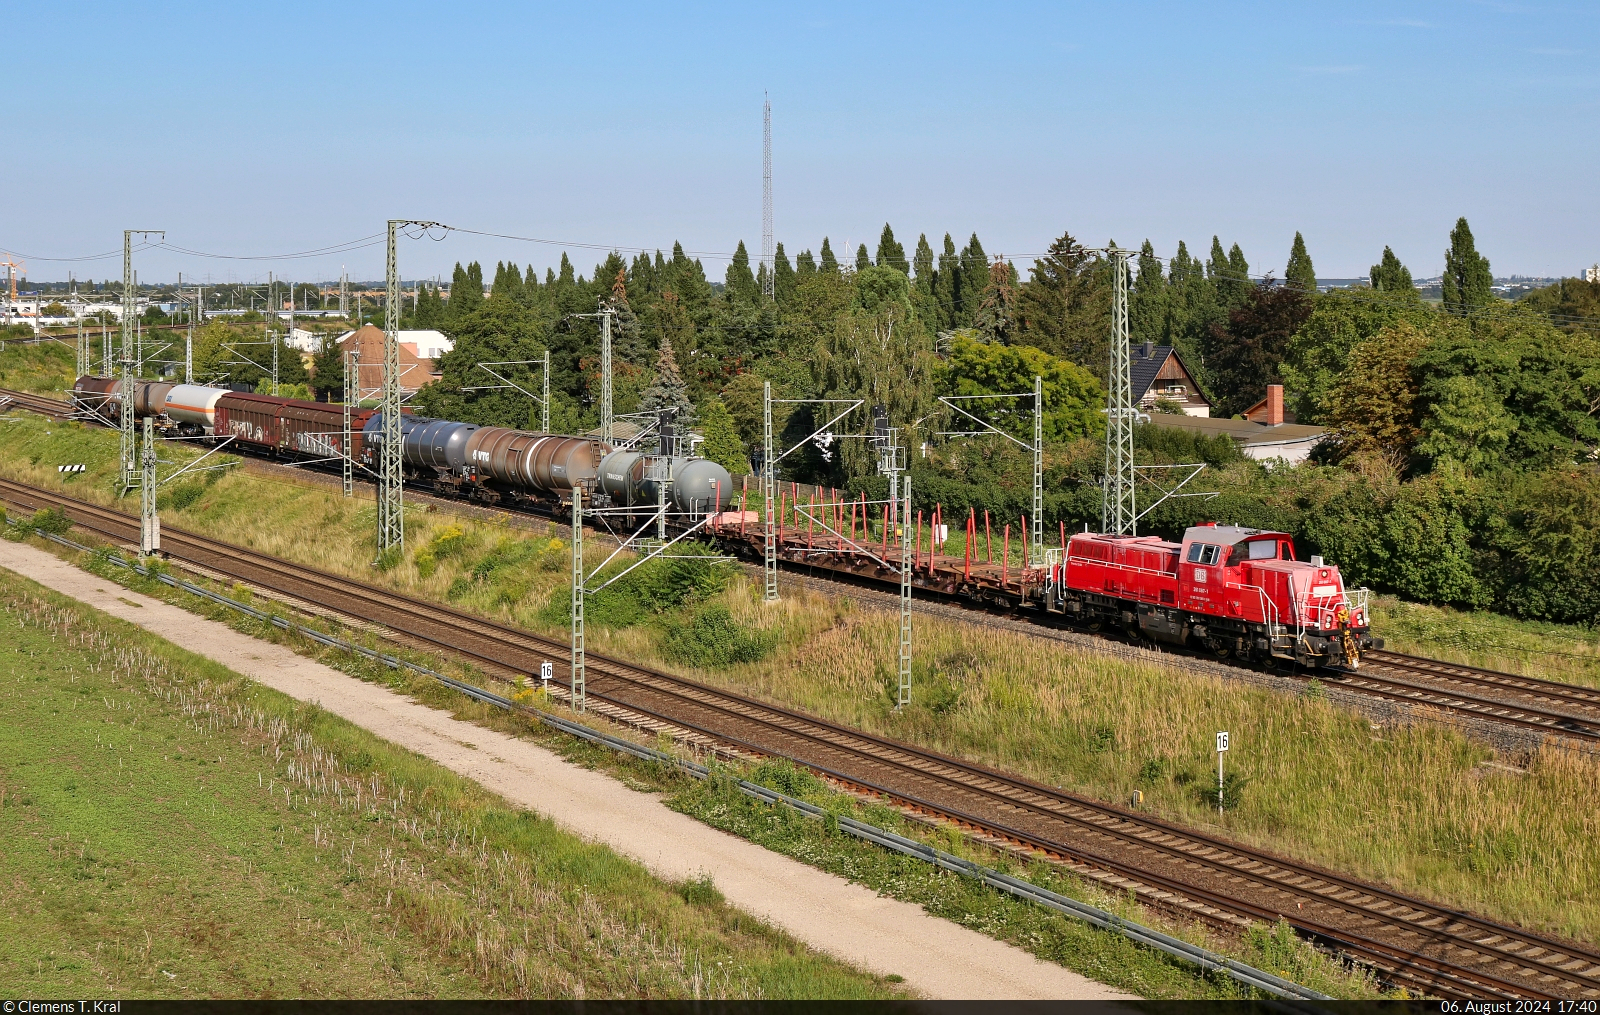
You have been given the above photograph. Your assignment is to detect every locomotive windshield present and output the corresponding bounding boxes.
[1224,538,1295,565]
[1186,544,1222,565]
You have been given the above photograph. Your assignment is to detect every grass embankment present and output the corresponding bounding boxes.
[0,568,900,999]
[1370,595,1600,689]
[59,539,1380,1000]
[2,411,1596,949]
[0,330,88,395]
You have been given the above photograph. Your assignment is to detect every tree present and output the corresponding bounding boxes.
[1205,281,1312,417]
[696,397,749,475]
[818,238,839,275]
[639,299,695,420]
[935,233,960,331]
[1441,217,1493,314]
[609,268,645,366]
[875,223,909,274]
[1519,276,1600,333]
[910,233,939,330]
[1369,246,1416,295]
[725,240,760,305]
[811,280,939,480]
[1279,288,1435,423]
[1129,240,1168,349]
[957,234,988,326]
[795,248,817,278]
[1164,240,1219,390]
[1286,232,1317,296]
[445,261,484,326]
[416,296,548,428]
[490,261,523,301]
[310,332,345,400]
[1413,310,1600,470]
[939,331,1103,443]
[855,243,871,272]
[773,242,796,309]
[972,259,1019,344]
[1015,230,1109,373]
[411,284,446,328]
[1322,320,1440,470]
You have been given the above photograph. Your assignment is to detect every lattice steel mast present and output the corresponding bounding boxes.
[1101,248,1136,535]
[119,229,162,493]
[761,94,774,298]
[378,224,404,554]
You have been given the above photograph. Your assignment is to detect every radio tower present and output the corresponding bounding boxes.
[761,94,774,298]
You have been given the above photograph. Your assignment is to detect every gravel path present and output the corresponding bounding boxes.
[0,537,1132,1001]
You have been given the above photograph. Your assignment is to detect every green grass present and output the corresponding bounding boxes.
[61,540,1388,1000]
[3,407,1597,953]
[0,332,85,395]
[1370,595,1600,689]
[0,569,902,999]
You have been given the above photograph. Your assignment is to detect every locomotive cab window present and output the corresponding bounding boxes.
[1187,544,1221,566]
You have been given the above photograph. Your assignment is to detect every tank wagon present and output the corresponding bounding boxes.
[597,449,736,515]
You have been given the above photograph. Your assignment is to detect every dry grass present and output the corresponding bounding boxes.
[3,411,1596,947]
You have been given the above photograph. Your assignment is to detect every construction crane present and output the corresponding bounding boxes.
[0,255,22,322]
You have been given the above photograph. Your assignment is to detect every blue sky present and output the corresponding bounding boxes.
[4,1,1596,284]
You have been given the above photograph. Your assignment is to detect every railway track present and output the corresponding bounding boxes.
[1,476,1597,1000]
[0,388,77,420]
[8,385,1600,749]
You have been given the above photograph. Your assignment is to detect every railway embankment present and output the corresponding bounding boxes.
[2,407,1598,980]
[0,549,908,1000]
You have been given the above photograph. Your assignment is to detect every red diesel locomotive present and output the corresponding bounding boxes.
[1055,523,1374,669]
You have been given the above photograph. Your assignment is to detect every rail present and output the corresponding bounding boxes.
[0,513,1330,1003]
[3,482,1596,997]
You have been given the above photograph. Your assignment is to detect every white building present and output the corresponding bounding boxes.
[1586,264,1599,284]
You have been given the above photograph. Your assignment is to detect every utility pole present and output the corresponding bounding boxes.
[1033,373,1044,560]
[140,416,159,557]
[376,220,440,556]
[762,380,777,601]
[101,318,111,376]
[378,227,404,556]
[541,348,551,434]
[1102,248,1136,535]
[340,267,349,317]
[897,475,912,708]
[120,229,162,492]
[183,272,194,384]
[343,347,358,498]
[134,269,142,375]
[569,485,585,713]
[267,271,278,396]
[599,302,614,441]
[286,276,295,382]
[761,93,774,299]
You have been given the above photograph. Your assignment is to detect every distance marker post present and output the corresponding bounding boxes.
[1216,730,1229,817]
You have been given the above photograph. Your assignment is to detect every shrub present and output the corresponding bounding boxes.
[661,605,775,668]
[29,507,73,535]
[751,759,823,798]
[157,482,206,513]
[1197,770,1249,810]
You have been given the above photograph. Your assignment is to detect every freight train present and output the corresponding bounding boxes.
[70,375,736,515]
[70,374,1373,670]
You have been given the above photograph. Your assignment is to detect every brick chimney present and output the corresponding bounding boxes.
[1266,384,1284,426]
